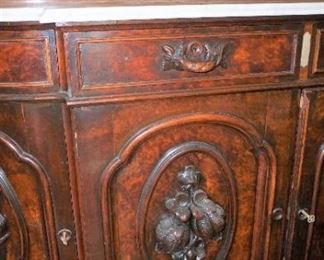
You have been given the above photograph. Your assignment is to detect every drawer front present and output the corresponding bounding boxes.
[311,22,324,77]
[65,22,303,97]
[71,89,299,259]
[0,30,59,93]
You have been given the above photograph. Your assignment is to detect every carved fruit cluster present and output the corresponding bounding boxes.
[0,212,9,245]
[155,165,225,259]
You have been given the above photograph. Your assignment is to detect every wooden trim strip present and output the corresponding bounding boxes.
[304,144,324,259]
[284,90,310,260]
[61,105,84,260]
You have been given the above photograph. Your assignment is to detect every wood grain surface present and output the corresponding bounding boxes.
[0,15,323,260]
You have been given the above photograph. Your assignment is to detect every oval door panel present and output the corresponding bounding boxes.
[137,141,237,259]
[101,113,276,259]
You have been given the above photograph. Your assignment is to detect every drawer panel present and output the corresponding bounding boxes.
[0,30,59,93]
[311,23,324,77]
[65,22,303,96]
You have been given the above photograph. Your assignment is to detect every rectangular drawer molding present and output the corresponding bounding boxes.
[312,25,324,77]
[65,23,303,96]
[0,30,59,93]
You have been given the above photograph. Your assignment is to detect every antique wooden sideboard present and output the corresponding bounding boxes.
[0,1,324,259]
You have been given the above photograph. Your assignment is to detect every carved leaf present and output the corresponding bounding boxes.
[162,45,175,57]
[177,165,200,189]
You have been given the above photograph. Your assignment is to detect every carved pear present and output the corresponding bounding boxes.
[191,189,225,240]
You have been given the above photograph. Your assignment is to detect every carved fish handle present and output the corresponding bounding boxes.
[161,41,227,73]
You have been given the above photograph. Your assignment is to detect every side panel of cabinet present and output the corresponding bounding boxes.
[286,89,324,259]
[70,89,299,259]
[0,102,78,259]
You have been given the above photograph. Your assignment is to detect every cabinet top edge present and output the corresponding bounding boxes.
[1,0,324,7]
[0,2,323,23]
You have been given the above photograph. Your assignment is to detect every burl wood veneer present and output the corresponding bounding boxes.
[0,14,323,260]
[0,30,59,93]
[64,22,301,96]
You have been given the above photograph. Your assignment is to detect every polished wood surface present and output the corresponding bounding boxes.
[0,102,78,259]
[286,89,324,259]
[311,22,324,77]
[0,29,59,94]
[93,90,296,259]
[64,22,301,97]
[0,15,323,260]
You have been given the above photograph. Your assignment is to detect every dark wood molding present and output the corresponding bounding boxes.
[61,105,84,260]
[304,144,324,258]
[284,91,310,260]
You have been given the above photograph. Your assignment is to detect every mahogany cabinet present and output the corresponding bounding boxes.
[0,15,323,260]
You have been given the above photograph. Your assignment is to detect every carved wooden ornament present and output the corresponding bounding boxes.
[0,167,28,259]
[161,41,227,73]
[155,165,225,259]
[0,211,8,245]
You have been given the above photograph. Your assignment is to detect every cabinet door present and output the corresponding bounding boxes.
[0,131,56,259]
[72,90,299,259]
[0,102,78,260]
[286,89,324,259]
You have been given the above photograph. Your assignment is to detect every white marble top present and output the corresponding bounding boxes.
[0,2,323,23]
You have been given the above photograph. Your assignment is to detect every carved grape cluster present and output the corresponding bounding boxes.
[155,165,225,259]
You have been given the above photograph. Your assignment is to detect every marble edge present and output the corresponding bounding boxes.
[0,2,323,23]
